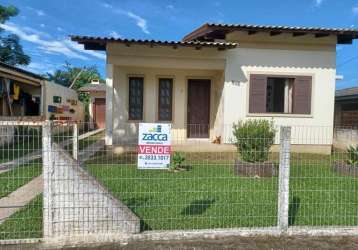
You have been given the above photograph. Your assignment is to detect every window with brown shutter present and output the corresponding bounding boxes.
[249,74,312,115]
[249,75,267,113]
[128,77,143,120]
[292,76,312,114]
[158,78,173,121]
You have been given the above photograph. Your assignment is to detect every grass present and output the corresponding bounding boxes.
[84,151,358,230]
[0,195,42,240]
[79,131,104,150]
[0,135,42,164]
[0,160,42,198]
[87,157,278,230]
[289,156,358,226]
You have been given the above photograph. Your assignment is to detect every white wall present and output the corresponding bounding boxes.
[110,66,223,144]
[43,81,85,122]
[223,46,336,144]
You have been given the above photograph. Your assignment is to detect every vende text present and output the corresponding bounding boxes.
[137,145,171,154]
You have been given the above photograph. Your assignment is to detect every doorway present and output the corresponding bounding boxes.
[187,79,211,138]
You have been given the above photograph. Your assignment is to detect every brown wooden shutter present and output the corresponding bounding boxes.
[249,74,267,113]
[293,76,312,114]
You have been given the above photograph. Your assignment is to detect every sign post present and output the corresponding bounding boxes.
[137,123,171,169]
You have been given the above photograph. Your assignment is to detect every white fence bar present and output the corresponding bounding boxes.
[42,121,53,237]
[73,123,78,160]
[278,126,291,232]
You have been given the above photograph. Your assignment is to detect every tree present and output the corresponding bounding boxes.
[46,63,103,103]
[0,5,30,66]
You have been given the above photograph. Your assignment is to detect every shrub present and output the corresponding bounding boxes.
[170,152,185,171]
[232,119,276,163]
[347,145,358,167]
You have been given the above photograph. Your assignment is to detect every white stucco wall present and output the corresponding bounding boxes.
[223,46,336,144]
[110,66,223,144]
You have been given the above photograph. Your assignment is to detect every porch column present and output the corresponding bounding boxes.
[105,63,113,146]
[40,80,45,117]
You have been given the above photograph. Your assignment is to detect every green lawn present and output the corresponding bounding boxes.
[290,157,358,226]
[1,151,358,239]
[0,195,42,240]
[79,131,104,150]
[0,160,42,198]
[0,135,42,164]
[83,151,358,230]
[87,158,278,230]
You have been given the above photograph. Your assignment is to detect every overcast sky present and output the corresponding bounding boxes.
[1,0,358,89]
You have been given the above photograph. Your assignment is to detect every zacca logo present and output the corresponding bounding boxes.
[142,125,168,141]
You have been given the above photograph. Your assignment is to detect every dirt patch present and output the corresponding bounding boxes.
[3,236,358,250]
[234,160,277,177]
[332,161,358,177]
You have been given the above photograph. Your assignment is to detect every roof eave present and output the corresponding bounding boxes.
[182,23,358,44]
[70,35,238,51]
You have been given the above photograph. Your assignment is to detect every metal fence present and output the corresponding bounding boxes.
[0,121,357,242]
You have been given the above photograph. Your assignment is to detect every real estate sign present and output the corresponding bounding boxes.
[137,123,171,169]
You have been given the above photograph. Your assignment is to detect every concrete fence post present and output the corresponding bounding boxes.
[42,120,53,237]
[73,123,78,160]
[277,126,291,233]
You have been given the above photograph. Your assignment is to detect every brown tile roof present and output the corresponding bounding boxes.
[70,36,238,51]
[183,23,358,44]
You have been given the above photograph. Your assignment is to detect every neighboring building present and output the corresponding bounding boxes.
[0,61,44,117]
[79,80,106,129]
[43,81,85,122]
[72,23,358,153]
[0,62,84,122]
[335,87,358,128]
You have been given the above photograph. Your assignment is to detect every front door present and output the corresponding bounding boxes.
[93,98,106,129]
[187,79,211,138]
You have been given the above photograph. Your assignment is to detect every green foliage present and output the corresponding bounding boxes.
[347,145,358,167]
[232,119,276,163]
[170,152,185,171]
[0,5,18,23]
[0,4,30,66]
[46,62,104,106]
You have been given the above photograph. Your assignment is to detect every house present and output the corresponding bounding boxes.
[335,87,358,128]
[71,23,358,154]
[78,79,106,129]
[0,61,84,122]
